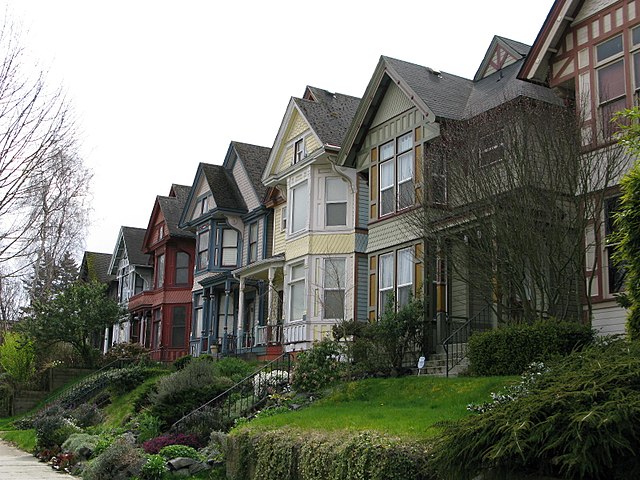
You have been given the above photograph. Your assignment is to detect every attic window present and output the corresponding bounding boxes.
[293,138,305,164]
[158,225,165,241]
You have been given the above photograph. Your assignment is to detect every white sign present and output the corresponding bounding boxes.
[417,356,425,369]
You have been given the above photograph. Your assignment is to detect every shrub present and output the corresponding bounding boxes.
[175,406,229,444]
[33,414,81,449]
[468,320,593,376]
[61,433,101,456]
[92,434,115,457]
[69,403,104,428]
[158,444,201,460]
[140,454,167,480]
[292,339,343,393]
[253,370,289,397]
[148,360,233,425]
[213,357,254,383]
[172,354,192,370]
[226,429,433,480]
[83,437,145,480]
[142,433,202,454]
[102,342,150,365]
[132,412,163,443]
[433,338,640,479]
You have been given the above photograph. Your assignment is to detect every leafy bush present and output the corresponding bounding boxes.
[83,437,145,480]
[140,454,167,480]
[172,354,192,370]
[61,433,101,456]
[468,320,593,376]
[226,429,433,480]
[433,338,640,479]
[92,434,115,457]
[69,403,104,428]
[175,406,229,444]
[142,433,202,454]
[33,413,81,449]
[102,342,150,365]
[292,339,343,393]
[158,444,201,460]
[213,357,254,382]
[0,332,36,386]
[132,412,163,443]
[148,360,233,425]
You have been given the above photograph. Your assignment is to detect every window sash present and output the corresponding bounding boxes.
[291,182,308,233]
[380,161,395,216]
[294,139,304,163]
[598,59,625,104]
[249,223,258,262]
[197,230,209,270]
[171,306,186,348]
[221,229,238,266]
[157,254,165,288]
[380,141,394,160]
[597,35,623,63]
[176,252,189,284]
[397,132,413,154]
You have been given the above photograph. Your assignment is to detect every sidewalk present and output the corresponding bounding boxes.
[0,440,69,479]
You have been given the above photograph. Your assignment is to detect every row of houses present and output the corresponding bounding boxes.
[80,0,635,363]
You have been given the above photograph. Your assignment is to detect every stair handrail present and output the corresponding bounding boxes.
[170,351,292,431]
[441,305,491,377]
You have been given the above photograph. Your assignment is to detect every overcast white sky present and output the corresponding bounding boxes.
[4,0,555,256]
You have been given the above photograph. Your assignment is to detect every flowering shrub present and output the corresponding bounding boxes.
[253,369,290,397]
[292,339,343,393]
[142,433,202,454]
[467,361,547,413]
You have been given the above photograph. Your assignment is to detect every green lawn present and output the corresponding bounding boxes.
[242,375,515,440]
[0,429,36,451]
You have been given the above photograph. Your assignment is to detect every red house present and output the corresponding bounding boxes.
[128,184,195,362]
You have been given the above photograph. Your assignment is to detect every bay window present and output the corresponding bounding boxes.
[290,181,308,234]
[171,306,186,348]
[289,263,306,321]
[325,177,347,226]
[323,258,346,319]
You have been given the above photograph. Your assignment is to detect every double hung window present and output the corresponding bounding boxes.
[249,223,258,263]
[197,229,209,270]
[175,252,189,285]
[378,248,415,315]
[289,263,306,321]
[290,182,308,234]
[294,139,305,164]
[596,35,625,137]
[323,258,346,319]
[171,306,186,348]
[193,294,203,336]
[325,178,347,226]
[379,253,394,315]
[605,196,625,294]
[221,229,238,267]
[156,254,165,288]
[379,132,414,217]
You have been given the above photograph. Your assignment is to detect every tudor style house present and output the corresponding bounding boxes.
[179,142,272,357]
[260,86,364,352]
[338,38,562,351]
[519,0,638,335]
[106,226,153,351]
[127,185,195,362]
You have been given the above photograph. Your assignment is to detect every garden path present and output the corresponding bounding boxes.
[0,440,68,479]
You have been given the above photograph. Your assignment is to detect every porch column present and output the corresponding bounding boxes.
[267,267,276,326]
[222,283,231,354]
[237,277,246,351]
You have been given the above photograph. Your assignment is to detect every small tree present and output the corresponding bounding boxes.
[19,281,123,367]
[0,331,35,387]
[613,107,640,339]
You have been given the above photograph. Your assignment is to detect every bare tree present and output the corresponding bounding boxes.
[417,97,627,325]
[0,19,88,293]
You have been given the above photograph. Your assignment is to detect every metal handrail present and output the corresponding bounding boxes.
[170,351,293,431]
[441,305,491,377]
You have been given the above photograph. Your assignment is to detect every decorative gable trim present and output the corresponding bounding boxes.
[474,36,528,81]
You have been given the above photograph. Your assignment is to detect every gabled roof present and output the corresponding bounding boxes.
[202,163,246,212]
[157,184,195,239]
[108,226,150,275]
[339,40,562,168]
[262,87,360,184]
[79,251,115,284]
[474,35,531,81]
[227,141,271,202]
[518,0,583,83]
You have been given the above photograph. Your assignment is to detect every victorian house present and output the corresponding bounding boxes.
[260,86,364,352]
[127,184,195,362]
[518,0,638,335]
[106,226,153,351]
[179,142,271,357]
[338,38,562,353]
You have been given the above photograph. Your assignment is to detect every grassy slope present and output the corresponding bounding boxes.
[242,375,515,440]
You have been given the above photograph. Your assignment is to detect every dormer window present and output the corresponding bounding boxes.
[294,138,305,164]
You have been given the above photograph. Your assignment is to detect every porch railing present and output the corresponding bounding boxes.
[170,351,293,432]
[441,305,492,377]
[256,324,283,346]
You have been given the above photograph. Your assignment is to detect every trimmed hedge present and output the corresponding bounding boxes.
[226,428,434,480]
[468,320,593,376]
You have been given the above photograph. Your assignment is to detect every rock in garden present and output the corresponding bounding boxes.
[167,457,198,470]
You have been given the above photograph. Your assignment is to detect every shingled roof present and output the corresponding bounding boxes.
[157,184,194,239]
[201,163,247,212]
[121,226,150,267]
[230,142,271,202]
[79,251,115,284]
[293,91,360,147]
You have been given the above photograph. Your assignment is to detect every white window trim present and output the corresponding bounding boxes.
[323,257,346,320]
[379,252,394,314]
[293,137,306,164]
[289,180,309,236]
[288,262,306,322]
[325,177,348,227]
